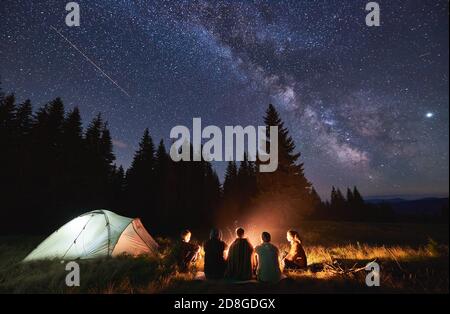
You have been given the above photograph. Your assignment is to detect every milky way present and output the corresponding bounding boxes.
[1,0,448,198]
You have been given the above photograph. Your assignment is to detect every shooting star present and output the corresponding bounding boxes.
[50,26,130,97]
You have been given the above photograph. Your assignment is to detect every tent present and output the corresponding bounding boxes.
[24,210,158,261]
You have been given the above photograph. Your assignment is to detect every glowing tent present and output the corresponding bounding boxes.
[24,210,158,261]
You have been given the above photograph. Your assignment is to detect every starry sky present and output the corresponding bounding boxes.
[1,0,448,199]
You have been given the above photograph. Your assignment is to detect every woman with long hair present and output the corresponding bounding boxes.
[283,230,307,270]
[203,228,227,279]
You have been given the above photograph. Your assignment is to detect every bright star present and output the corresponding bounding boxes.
[425,112,434,118]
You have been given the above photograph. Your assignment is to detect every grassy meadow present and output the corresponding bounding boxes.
[0,221,448,294]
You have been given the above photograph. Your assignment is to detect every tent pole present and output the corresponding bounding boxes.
[62,214,94,260]
[100,210,111,256]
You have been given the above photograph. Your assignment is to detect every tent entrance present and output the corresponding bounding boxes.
[112,219,158,257]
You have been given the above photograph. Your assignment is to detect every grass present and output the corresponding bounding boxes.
[0,221,448,294]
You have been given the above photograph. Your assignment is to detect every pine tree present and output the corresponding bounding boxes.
[352,186,366,220]
[60,107,85,217]
[203,162,221,224]
[255,104,313,224]
[14,100,34,207]
[0,94,16,125]
[125,128,155,223]
[155,140,169,172]
[84,113,105,177]
[220,161,239,225]
[310,187,323,212]
[236,153,257,218]
[44,98,65,145]
[84,114,116,209]
[0,78,4,101]
[346,187,354,206]
[0,94,17,232]
[345,187,355,219]
[330,186,338,219]
[129,129,154,175]
[223,161,238,198]
[353,186,364,208]
[63,107,82,143]
[154,139,170,228]
[116,165,126,188]
[330,186,346,219]
[16,100,33,136]
[100,124,115,167]
[0,94,17,143]
[330,186,337,200]
[110,165,126,213]
[336,188,346,212]
[31,98,66,231]
[61,107,84,183]
[85,114,103,149]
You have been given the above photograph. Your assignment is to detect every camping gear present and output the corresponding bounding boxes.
[23,209,158,261]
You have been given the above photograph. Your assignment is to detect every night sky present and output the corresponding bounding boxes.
[1,0,448,199]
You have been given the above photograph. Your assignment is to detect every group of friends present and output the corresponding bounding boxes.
[177,227,307,283]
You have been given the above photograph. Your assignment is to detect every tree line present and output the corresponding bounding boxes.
[310,186,396,222]
[1,87,403,235]
[0,91,221,235]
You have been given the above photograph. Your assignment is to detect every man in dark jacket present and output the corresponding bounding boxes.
[225,227,254,280]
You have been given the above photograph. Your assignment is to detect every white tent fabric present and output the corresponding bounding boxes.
[112,218,159,256]
[24,210,158,261]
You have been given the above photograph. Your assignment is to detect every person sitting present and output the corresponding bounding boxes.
[225,227,254,281]
[203,228,227,280]
[177,229,200,272]
[254,232,282,283]
[283,230,307,270]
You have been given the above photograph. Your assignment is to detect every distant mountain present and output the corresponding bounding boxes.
[366,198,408,204]
[366,197,449,216]
[366,194,448,201]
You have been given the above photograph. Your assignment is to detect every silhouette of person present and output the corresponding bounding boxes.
[203,228,227,279]
[255,231,282,283]
[177,229,200,272]
[225,227,254,280]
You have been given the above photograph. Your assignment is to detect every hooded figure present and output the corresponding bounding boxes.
[225,227,254,281]
[204,228,227,279]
